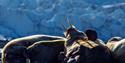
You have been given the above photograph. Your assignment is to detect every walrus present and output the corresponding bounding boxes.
[106,38,125,63]
[27,40,66,63]
[2,34,66,63]
[63,24,113,63]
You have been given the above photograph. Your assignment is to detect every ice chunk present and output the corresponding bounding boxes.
[109,9,125,19]
[89,12,106,28]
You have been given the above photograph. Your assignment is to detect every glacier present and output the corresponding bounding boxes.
[0,0,125,42]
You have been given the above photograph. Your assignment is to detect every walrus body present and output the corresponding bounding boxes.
[64,25,112,63]
[66,40,113,63]
[63,25,113,63]
[27,40,66,63]
[106,39,125,63]
[2,34,66,63]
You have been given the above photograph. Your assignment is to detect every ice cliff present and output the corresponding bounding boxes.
[0,0,125,42]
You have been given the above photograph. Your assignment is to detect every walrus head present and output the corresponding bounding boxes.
[2,45,27,63]
[62,18,88,46]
